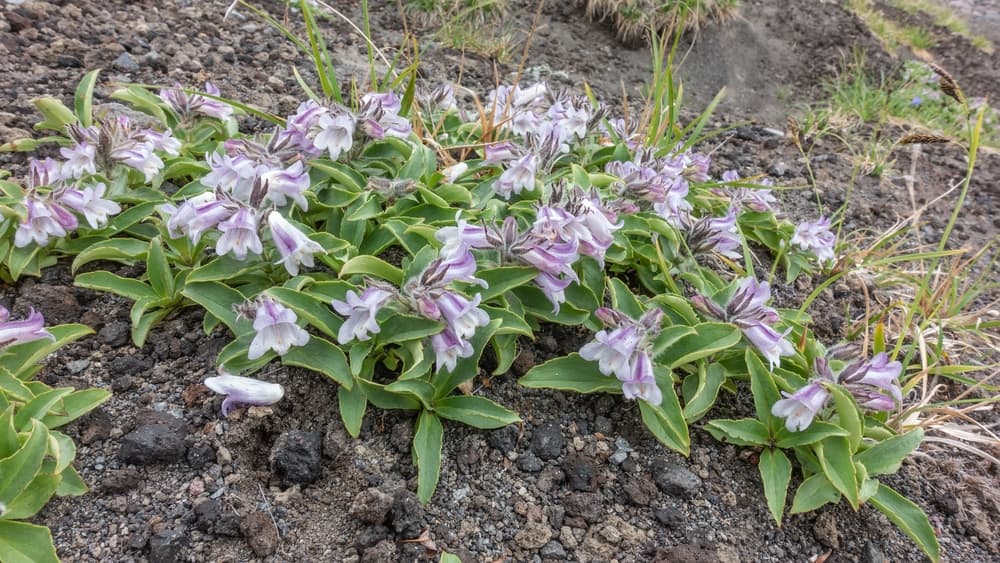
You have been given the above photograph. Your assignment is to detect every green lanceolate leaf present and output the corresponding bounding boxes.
[638,381,690,456]
[338,382,367,438]
[13,389,72,432]
[519,353,621,394]
[0,325,92,381]
[650,325,696,362]
[681,363,726,422]
[55,466,87,497]
[281,338,352,389]
[608,277,644,319]
[0,520,59,563]
[32,96,77,132]
[146,236,174,298]
[74,69,101,127]
[6,244,40,282]
[0,420,48,507]
[2,469,60,520]
[187,255,261,283]
[775,421,849,449]
[434,396,520,429]
[658,323,741,368]
[71,238,149,273]
[758,448,792,526]
[413,410,444,504]
[826,383,862,452]
[39,388,111,430]
[476,267,538,301]
[181,282,247,334]
[870,483,940,562]
[75,271,158,302]
[747,348,781,429]
[356,379,421,411]
[340,255,403,285]
[816,435,860,510]
[790,473,841,514]
[704,418,771,446]
[856,428,924,476]
[378,314,444,345]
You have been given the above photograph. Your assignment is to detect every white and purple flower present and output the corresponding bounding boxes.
[204,372,284,417]
[247,297,310,360]
[791,217,836,263]
[0,306,54,348]
[267,211,324,276]
[771,382,830,432]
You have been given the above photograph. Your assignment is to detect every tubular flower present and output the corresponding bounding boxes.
[313,109,357,160]
[247,297,310,360]
[836,352,903,411]
[164,193,234,244]
[431,327,474,373]
[742,320,796,370]
[204,372,284,417]
[267,212,324,276]
[791,217,836,263]
[579,306,665,406]
[331,286,394,344]
[771,382,830,432]
[683,205,743,260]
[359,92,411,139]
[57,183,121,229]
[215,206,263,260]
[14,195,78,248]
[0,306,54,348]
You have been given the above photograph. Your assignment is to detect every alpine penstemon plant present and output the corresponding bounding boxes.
[0,18,944,555]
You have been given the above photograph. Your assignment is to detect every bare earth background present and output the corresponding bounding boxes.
[0,1,998,562]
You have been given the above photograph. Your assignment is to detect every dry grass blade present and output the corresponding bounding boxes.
[898,132,951,145]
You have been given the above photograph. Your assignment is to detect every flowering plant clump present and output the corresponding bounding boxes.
[0,306,110,562]
[0,4,943,558]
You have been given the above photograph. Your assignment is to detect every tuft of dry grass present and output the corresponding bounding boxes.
[581,0,739,45]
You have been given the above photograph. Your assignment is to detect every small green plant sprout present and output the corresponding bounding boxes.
[0,307,111,563]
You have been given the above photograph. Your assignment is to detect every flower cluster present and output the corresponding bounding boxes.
[718,170,777,213]
[692,277,795,369]
[436,185,620,310]
[62,115,180,181]
[771,352,903,431]
[483,83,604,200]
[14,158,121,248]
[332,250,489,373]
[580,307,666,405]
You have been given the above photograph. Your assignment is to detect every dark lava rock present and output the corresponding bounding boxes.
[541,540,567,559]
[78,408,112,445]
[193,498,221,532]
[563,492,603,524]
[517,452,544,473]
[655,506,685,527]
[650,459,702,498]
[390,490,426,537]
[148,528,186,563]
[323,425,349,461]
[119,411,186,465]
[361,539,396,562]
[100,469,141,493]
[530,422,565,461]
[623,473,658,506]
[355,525,390,551]
[99,321,131,347]
[269,430,323,486]
[186,443,215,469]
[109,355,154,375]
[653,544,717,563]
[862,540,889,563]
[562,453,598,492]
[240,511,280,558]
[488,425,519,453]
[56,54,82,68]
[350,487,394,524]
[390,421,413,454]
[112,51,139,72]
